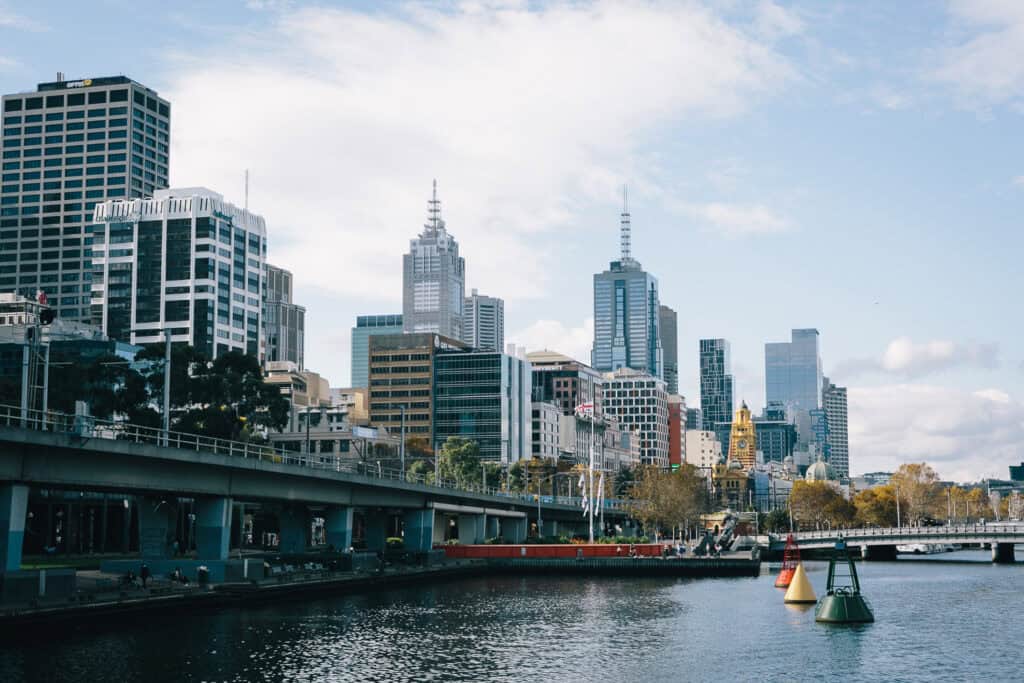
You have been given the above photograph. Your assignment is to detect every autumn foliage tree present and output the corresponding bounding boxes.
[890,463,942,525]
[789,481,855,529]
[628,464,710,540]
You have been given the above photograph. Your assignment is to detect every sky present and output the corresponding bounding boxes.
[1,0,1022,481]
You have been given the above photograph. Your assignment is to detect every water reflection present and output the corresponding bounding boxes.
[0,558,1020,682]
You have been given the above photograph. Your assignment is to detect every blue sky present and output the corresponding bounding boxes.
[2,1,1022,480]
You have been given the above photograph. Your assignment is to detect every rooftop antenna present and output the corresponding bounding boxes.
[426,179,443,233]
[620,184,631,262]
[244,169,249,211]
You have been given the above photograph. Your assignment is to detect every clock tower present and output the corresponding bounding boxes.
[727,401,757,471]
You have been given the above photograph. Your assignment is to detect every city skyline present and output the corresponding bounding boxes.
[0,1,1021,480]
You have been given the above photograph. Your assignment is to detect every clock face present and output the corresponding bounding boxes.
[737,439,748,450]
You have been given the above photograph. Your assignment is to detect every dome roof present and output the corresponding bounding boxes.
[805,457,834,482]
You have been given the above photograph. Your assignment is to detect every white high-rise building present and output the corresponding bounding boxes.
[822,376,849,478]
[601,367,668,467]
[402,181,465,340]
[463,289,503,352]
[91,187,267,359]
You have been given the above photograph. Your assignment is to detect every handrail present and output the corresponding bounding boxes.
[0,403,632,510]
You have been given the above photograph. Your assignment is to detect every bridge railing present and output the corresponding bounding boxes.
[791,524,1024,542]
[0,403,630,511]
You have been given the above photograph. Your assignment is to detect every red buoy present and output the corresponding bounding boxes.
[775,533,800,588]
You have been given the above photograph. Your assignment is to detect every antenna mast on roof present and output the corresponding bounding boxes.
[620,185,631,262]
[426,179,443,233]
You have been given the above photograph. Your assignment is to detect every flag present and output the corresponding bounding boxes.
[597,472,605,510]
[36,289,47,305]
[579,472,589,516]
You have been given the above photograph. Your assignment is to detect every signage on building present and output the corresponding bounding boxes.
[64,79,93,89]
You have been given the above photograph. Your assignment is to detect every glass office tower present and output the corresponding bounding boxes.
[350,313,403,388]
[765,328,824,448]
[699,338,734,454]
[592,195,662,378]
[1,76,170,321]
[91,187,266,359]
[266,264,305,369]
[659,304,678,394]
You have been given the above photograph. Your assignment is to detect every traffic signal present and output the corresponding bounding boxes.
[39,308,56,325]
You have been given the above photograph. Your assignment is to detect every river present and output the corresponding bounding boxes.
[0,550,1019,682]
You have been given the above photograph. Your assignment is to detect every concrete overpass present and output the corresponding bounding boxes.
[0,408,629,577]
[782,526,1024,563]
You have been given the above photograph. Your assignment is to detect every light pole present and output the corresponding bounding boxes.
[399,404,406,475]
[895,485,901,529]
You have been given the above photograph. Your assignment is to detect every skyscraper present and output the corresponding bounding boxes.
[350,313,403,388]
[91,187,266,359]
[700,338,734,454]
[1,75,170,322]
[402,181,465,340]
[658,304,678,394]
[765,328,823,413]
[592,191,662,378]
[463,288,504,352]
[822,376,849,477]
[265,264,305,369]
[765,328,824,447]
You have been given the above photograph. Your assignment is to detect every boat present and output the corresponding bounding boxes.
[896,543,944,555]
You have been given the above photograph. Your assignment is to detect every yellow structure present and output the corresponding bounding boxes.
[783,563,817,604]
[727,401,757,470]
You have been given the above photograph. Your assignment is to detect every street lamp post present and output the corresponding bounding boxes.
[399,404,406,475]
[895,485,901,528]
[162,329,171,446]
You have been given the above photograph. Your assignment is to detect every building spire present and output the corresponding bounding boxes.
[620,184,632,262]
[426,178,444,233]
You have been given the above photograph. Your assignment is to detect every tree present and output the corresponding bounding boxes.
[406,459,434,484]
[790,481,849,530]
[436,437,483,489]
[854,485,898,527]
[890,463,942,525]
[762,508,790,534]
[627,465,710,540]
[507,462,526,492]
[612,466,635,497]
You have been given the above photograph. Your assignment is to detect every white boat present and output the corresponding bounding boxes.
[896,543,944,555]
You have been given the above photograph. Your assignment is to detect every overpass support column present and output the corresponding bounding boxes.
[992,543,1016,564]
[457,513,486,545]
[485,515,500,540]
[325,507,354,552]
[137,496,174,559]
[363,511,388,552]
[504,516,527,544]
[403,509,435,552]
[861,544,898,561]
[279,505,309,555]
[0,484,28,572]
[195,497,233,561]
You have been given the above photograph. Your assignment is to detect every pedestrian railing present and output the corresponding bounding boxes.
[790,524,1024,543]
[0,403,630,511]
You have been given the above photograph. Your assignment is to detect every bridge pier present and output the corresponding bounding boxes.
[505,516,528,544]
[0,483,28,572]
[485,515,500,541]
[861,544,898,561]
[363,511,389,552]
[195,497,233,561]
[137,496,175,559]
[325,506,354,551]
[992,543,1016,564]
[402,509,435,552]
[541,520,559,538]
[457,513,486,545]
[278,505,309,554]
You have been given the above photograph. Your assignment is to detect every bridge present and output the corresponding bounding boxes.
[782,526,1024,563]
[0,406,629,580]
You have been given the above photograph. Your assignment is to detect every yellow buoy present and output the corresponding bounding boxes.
[783,562,817,604]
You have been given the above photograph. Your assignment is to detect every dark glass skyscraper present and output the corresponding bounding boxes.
[592,193,662,378]
[658,304,678,394]
[1,76,170,322]
[699,338,734,454]
[765,328,824,449]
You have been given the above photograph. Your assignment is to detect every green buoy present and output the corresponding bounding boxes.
[815,539,874,624]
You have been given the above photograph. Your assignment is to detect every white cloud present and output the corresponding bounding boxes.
[510,317,594,365]
[0,7,46,31]
[164,1,796,302]
[673,200,791,236]
[835,337,999,380]
[849,383,1024,481]
[934,1,1024,106]
[1013,175,1024,187]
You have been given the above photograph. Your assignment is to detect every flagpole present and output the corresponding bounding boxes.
[589,409,595,543]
